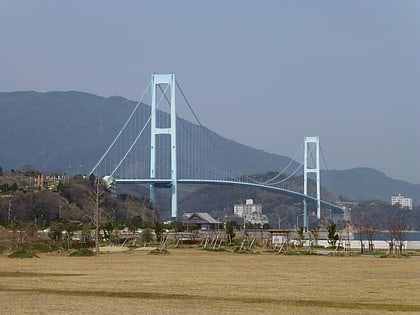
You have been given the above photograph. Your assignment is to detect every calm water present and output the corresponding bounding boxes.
[353,231,420,241]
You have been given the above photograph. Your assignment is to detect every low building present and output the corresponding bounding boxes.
[182,212,221,230]
[244,212,269,226]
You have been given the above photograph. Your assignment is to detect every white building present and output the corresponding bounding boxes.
[233,199,268,225]
[234,199,262,217]
[391,194,413,210]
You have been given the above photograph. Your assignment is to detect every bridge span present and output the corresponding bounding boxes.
[115,178,343,212]
[94,73,345,229]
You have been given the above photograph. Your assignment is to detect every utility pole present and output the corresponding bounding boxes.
[8,199,12,224]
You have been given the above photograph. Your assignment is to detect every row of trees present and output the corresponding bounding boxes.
[350,202,412,252]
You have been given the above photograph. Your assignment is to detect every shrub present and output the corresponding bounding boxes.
[148,248,169,255]
[69,248,95,256]
[31,242,56,253]
[8,249,39,258]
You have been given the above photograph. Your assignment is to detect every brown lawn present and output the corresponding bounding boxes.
[0,247,419,314]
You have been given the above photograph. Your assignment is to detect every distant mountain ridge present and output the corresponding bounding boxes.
[322,167,420,205]
[0,91,418,205]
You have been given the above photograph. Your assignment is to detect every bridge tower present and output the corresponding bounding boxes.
[303,136,321,230]
[150,73,178,219]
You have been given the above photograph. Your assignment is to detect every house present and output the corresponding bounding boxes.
[182,212,221,230]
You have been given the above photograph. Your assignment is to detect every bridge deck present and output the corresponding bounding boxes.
[115,178,343,211]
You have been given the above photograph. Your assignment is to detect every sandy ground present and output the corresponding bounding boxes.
[1,247,420,314]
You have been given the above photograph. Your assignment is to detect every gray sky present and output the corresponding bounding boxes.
[1,1,419,184]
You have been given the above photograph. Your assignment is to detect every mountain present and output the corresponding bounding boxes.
[322,168,420,205]
[0,91,297,177]
[0,91,418,205]
[0,91,134,175]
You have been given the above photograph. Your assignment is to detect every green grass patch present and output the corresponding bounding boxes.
[8,249,39,258]
[233,247,258,254]
[379,253,410,259]
[148,248,170,255]
[30,242,56,253]
[69,248,95,256]
[201,247,227,252]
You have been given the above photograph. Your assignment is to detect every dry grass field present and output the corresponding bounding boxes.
[1,247,420,314]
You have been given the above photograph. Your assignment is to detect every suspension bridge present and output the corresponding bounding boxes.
[91,73,343,229]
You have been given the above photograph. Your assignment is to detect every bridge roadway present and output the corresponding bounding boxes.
[115,178,343,211]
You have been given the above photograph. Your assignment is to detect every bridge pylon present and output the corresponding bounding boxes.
[303,136,321,230]
[150,73,178,219]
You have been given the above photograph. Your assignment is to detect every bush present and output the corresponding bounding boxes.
[69,248,95,256]
[8,249,39,258]
[31,242,56,253]
[148,248,169,255]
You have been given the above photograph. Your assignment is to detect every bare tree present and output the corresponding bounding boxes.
[93,175,104,255]
[386,208,411,254]
[85,174,105,254]
[351,207,366,253]
[352,203,380,252]
[364,217,377,252]
[310,226,320,246]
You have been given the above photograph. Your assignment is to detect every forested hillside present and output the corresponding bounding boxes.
[0,170,157,227]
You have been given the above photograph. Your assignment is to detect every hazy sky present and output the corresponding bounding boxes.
[1,1,419,184]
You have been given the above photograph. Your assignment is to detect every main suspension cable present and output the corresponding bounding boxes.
[263,142,304,184]
[320,143,329,171]
[90,80,151,175]
[110,84,169,176]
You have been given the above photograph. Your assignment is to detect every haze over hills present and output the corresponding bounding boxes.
[1,91,418,205]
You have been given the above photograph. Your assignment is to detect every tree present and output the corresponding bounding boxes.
[386,207,411,254]
[102,221,114,242]
[63,222,78,250]
[11,221,37,250]
[130,215,143,231]
[225,221,236,245]
[167,220,184,232]
[327,223,339,247]
[21,164,39,176]
[154,221,164,243]
[297,226,304,247]
[352,211,365,253]
[49,221,65,248]
[93,175,104,255]
[310,226,320,246]
[141,228,154,244]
